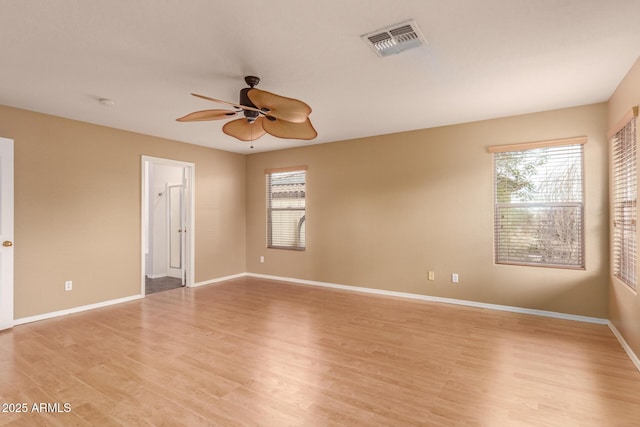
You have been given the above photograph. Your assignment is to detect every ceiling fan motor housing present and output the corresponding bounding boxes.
[240,87,260,122]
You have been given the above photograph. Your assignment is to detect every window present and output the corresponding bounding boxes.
[611,107,638,291]
[489,137,586,268]
[266,166,306,250]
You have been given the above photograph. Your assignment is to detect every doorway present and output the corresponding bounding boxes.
[141,156,194,296]
[0,137,13,330]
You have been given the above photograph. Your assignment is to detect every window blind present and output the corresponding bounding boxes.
[266,168,306,250]
[493,142,584,268]
[612,110,637,290]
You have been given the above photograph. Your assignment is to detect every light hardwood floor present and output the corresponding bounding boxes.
[1,276,639,426]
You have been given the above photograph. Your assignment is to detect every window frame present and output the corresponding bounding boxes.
[488,137,587,269]
[265,166,307,251]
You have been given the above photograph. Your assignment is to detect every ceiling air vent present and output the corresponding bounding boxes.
[361,20,427,57]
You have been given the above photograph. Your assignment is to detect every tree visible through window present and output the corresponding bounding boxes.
[266,167,306,250]
[491,139,585,268]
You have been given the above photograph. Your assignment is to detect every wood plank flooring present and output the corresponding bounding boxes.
[1,276,639,426]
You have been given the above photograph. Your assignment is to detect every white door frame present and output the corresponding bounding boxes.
[0,138,14,330]
[141,156,195,296]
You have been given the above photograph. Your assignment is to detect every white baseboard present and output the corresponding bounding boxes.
[12,272,247,326]
[14,294,144,326]
[192,273,247,288]
[608,322,640,372]
[11,273,610,328]
[146,273,167,279]
[246,273,608,325]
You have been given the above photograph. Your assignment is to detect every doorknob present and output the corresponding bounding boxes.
[3,241,13,247]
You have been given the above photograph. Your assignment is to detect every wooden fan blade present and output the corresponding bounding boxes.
[222,117,267,141]
[176,109,237,122]
[262,118,317,140]
[190,93,263,114]
[247,89,311,123]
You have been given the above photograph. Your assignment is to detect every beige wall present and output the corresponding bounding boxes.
[0,105,246,319]
[246,103,609,318]
[608,57,640,357]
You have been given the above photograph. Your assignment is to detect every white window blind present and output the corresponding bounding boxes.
[491,139,585,268]
[266,167,306,250]
[611,109,638,291]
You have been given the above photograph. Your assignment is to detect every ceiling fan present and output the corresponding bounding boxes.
[177,76,317,144]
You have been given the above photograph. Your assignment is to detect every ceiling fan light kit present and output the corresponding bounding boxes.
[177,76,316,146]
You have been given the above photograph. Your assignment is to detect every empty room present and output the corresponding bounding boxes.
[1,1,640,425]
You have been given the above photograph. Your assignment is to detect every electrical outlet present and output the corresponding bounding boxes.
[260,256,265,263]
[65,280,73,291]
[428,271,435,281]
[451,273,459,283]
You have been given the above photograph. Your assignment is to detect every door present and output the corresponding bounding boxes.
[0,138,14,331]
[167,183,184,284]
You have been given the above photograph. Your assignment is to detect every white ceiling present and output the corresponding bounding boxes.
[1,1,639,154]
